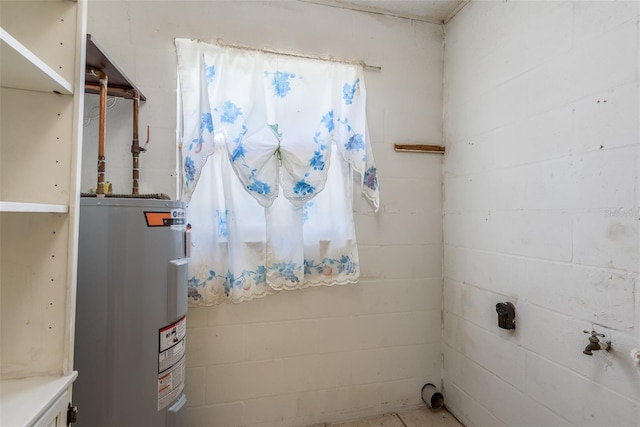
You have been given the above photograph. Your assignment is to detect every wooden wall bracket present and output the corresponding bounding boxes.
[394,144,445,154]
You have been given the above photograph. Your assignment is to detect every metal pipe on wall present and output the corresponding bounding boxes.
[89,68,108,197]
[131,90,145,195]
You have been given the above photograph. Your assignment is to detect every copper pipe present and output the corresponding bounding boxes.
[85,84,137,99]
[89,68,108,196]
[130,90,145,195]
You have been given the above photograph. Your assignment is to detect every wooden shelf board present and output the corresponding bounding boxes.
[85,33,146,101]
[0,201,69,213]
[394,143,445,154]
[0,28,73,95]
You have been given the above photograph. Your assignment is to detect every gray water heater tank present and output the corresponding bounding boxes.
[73,197,188,427]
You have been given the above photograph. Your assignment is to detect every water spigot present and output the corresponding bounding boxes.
[583,330,611,355]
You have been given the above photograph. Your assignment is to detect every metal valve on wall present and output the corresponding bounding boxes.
[496,302,516,330]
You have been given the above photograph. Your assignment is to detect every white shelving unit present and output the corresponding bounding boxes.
[0,1,86,425]
[0,202,69,213]
[0,28,73,95]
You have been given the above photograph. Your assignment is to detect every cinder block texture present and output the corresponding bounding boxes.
[84,1,445,426]
[443,2,640,426]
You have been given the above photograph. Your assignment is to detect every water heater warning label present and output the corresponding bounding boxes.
[158,357,185,411]
[159,316,186,353]
[144,209,185,229]
[158,316,186,411]
[159,337,185,373]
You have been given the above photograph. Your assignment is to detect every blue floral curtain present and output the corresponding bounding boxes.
[176,39,379,304]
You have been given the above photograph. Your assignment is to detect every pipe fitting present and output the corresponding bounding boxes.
[421,383,444,410]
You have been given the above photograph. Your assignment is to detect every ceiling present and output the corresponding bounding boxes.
[302,0,468,24]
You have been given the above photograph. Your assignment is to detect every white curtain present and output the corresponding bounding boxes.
[176,39,379,305]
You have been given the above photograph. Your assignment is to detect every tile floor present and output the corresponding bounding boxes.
[323,407,463,427]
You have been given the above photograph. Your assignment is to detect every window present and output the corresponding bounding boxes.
[176,39,378,304]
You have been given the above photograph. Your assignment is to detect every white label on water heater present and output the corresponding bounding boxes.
[158,355,185,411]
[159,338,186,373]
[158,316,187,411]
[159,315,186,353]
[170,208,186,231]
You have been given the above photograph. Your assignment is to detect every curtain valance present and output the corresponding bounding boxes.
[176,39,379,210]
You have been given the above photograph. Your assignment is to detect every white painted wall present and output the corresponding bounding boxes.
[82,1,444,426]
[443,2,640,426]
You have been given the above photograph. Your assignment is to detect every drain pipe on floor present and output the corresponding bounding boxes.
[421,383,444,410]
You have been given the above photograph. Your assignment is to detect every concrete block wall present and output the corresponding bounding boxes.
[83,2,444,426]
[443,2,640,426]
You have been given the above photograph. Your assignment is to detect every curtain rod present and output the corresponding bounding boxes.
[207,38,382,72]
